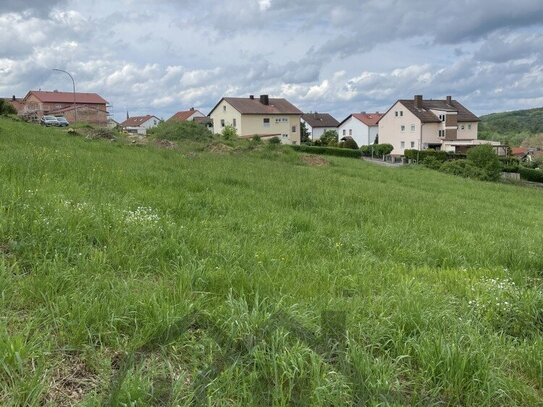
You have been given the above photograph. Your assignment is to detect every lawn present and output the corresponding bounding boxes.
[0,117,542,406]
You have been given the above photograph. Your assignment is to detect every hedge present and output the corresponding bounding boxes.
[519,167,543,183]
[404,149,448,162]
[360,144,393,158]
[290,145,362,158]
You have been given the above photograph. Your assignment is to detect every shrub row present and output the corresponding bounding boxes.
[404,149,449,162]
[360,144,393,158]
[290,145,362,158]
[519,167,543,183]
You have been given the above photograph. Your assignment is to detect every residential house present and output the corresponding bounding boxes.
[208,94,302,144]
[120,115,161,135]
[20,90,109,126]
[167,108,205,122]
[337,112,383,147]
[378,95,482,155]
[301,113,339,141]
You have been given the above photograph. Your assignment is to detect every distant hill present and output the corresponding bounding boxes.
[479,107,543,146]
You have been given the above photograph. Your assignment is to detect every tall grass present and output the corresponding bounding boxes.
[0,118,542,405]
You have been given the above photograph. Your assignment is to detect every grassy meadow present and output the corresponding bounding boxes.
[0,117,542,406]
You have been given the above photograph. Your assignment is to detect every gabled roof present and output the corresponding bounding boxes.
[338,112,383,127]
[49,105,108,114]
[168,109,203,122]
[120,115,159,127]
[210,96,302,116]
[397,98,479,123]
[301,113,339,128]
[24,90,108,105]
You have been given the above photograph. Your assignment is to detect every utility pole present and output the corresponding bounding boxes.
[52,69,76,123]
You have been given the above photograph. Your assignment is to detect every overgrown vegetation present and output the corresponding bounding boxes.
[1,118,542,405]
[0,100,17,115]
[360,143,393,158]
[290,144,362,158]
[147,120,213,141]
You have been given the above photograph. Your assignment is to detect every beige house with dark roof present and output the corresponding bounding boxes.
[378,95,481,155]
[209,95,302,144]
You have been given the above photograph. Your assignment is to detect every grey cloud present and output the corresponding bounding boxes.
[0,0,66,13]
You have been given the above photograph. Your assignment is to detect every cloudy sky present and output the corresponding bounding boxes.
[1,0,542,121]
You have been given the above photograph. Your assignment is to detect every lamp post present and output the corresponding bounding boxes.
[52,69,76,123]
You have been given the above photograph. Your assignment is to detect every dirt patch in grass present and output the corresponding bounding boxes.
[154,139,177,149]
[208,143,234,154]
[300,154,329,166]
[45,355,99,406]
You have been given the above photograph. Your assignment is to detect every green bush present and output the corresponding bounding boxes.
[0,100,17,115]
[439,160,486,180]
[148,120,213,141]
[519,167,543,183]
[320,130,338,147]
[467,145,502,181]
[422,156,442,170]
[268,136,281,145]
[404,149,447,162]
[360,144,393,158]
[290,145,362,158]
[499,157,520,173]
[251,135,262,143]
[221,125,237,140]
[339,137,359,150]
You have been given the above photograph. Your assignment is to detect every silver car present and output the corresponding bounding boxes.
[55,116,70,127]
[40,115,60,127]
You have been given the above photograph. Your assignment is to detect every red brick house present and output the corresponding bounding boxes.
[21,90,109,126]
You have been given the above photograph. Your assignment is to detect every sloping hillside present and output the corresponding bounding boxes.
[479,106,543,145]
[0,118,542,405]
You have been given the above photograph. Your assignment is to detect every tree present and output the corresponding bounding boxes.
[467,144,501,181]
[0,100,17,115]
[320,130,338,147]
[300,121,310,143]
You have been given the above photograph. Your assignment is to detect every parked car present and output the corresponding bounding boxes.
[40,115,60,126]
[55,116,69,127]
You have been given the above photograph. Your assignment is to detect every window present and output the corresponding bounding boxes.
[438,130,445,138]
[233,118,237,127]
[220,119,225,128]
[410,125,415,132]
[342,129,346,136]
[292,125,296,133]
[461,124,465,130]
[395,111,398,117]
[223,105,227,112]
[400,111,403,117]
[263,118,270,127]
[439,114,446,122]
[349,129,352,136]
[400,141,405,149]
[401,125,405,131]
[468,124,472,130]
[410,141,415,148]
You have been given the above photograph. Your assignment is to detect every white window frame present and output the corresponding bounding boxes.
[400,141,405,149]
[263,118,270,128]
[410,125,415,132]
[401,125,405,132]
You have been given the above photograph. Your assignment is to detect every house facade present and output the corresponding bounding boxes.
[209,95,302,144]
[378,95,479,155]
[301,113,339,140]
[120,115,161,135]
[20,90,109,125]
[337,112,383,147]
[168,108,205,122]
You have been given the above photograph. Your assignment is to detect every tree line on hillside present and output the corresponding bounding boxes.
[479,107,543,146]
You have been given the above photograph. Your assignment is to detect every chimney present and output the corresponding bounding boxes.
[53,89,58,93]
[190,107,194,111]
[414,95,423,109]
[12,95,16,101]
[446,95,452,105]
[361,111,366,114]
[260,94,269,105]
[249,95,254,100]
[126,111,129,120]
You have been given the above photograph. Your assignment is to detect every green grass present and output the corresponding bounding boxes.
[0,118,542,405]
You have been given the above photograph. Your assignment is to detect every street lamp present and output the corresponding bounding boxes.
[52,68,76,123]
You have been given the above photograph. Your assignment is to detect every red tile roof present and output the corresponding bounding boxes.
[25,90,107,105]
[168,109,203,122]
[120,115,159,127]
[511,147,528,156]
[352,113,383,126]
